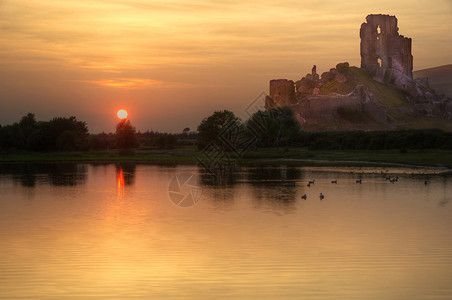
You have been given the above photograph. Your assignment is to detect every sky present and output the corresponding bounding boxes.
[0,0,451,133]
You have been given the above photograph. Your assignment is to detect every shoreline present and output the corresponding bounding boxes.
[1,148,452,172]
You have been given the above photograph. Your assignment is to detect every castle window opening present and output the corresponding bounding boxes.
[377,25,381,35]
[377,57,382,68]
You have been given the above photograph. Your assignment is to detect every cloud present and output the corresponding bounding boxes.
[446,0,452,10]
[80,64,123,73]
[79,78,171,89]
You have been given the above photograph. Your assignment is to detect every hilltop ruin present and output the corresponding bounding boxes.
[265,14,452,131]
[360,14,413,89]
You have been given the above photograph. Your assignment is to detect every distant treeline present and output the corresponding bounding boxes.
[0,113,89,151]
[0,113,196,152]
[2,112,452,153]
[89,130,196,151]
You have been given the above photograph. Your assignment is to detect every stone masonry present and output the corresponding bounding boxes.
[360,14,413,89]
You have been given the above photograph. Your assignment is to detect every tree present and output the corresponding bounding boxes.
[182,127,190,135]
[28,116,88,151]
[246,107,301,148]
[115,119,139,150]
[19,113,37,144]
[197,110,241,150]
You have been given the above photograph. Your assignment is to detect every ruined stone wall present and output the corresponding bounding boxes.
[291,86,388,126]
[268,79,296,107]
[360,14,413,88]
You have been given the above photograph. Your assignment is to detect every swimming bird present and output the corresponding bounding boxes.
[308,180,315,185]
[307,183,311,187]
[389,177,399,183]
[301,194,307,200]
[319,193,324,200]
[356,179,362,184]
[424,180,428,185]
[331,180,337,184]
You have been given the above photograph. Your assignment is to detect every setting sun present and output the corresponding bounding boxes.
[117,109,128,120]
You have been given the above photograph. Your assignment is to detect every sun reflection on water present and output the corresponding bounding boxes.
[117,167,125,197]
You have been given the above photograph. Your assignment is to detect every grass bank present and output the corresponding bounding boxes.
[242,148,452,169]
[1,146,451,169]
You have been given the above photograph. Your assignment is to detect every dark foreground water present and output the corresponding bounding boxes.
[0,163,451,299]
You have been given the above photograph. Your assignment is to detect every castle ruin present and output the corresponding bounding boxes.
[268,79,296,106]
[360,14,413,89]
[264,14,452,128]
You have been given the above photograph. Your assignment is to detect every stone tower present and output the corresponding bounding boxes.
[268,79,296,106]
[360,14,413,88]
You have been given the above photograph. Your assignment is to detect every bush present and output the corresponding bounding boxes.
[336,62,350,74]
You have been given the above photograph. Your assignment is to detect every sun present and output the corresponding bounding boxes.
[117,109,128,119]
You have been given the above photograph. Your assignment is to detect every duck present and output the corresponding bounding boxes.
[301,194,307,200]
[319,193,325,200]
[331,180,337,184]
[356,179,362,184]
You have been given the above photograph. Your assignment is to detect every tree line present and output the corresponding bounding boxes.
[2,110,452,153]
[0,113,89,151]
[0,113,195,152]
[197,108,452,151]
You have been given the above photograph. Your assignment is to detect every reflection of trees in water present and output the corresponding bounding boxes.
[250,185,298,214]
[246,165,303,184]
[208,188,236,209]
[198,164,242,187]
[439,176,451,207]
[47,164,87,186]
[197,165,303,212]
[247,166,302,213]
[0,163,87,187]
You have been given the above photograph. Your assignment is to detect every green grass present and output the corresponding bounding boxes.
[0,146,199,163]
[347,67,412,108]
[319,79,355,95]
[312,67,413,109]
[2,146,452,169]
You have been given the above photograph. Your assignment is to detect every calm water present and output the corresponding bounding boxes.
[0,163,452,299]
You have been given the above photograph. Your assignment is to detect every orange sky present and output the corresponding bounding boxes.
[0,0,451,133]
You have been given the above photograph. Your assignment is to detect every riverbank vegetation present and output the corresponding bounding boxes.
[1,111,452,168]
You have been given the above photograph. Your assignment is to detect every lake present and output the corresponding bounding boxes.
[0,163,451,299]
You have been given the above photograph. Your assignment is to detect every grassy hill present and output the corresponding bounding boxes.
[414,65,452,96]
[298,66,452,132]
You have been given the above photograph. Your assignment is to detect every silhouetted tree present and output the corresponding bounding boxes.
[197,110,241,150]
[89,132,114,150]
[19,113,38,146]
[246,107,301,147]
[28,116,88,151]
[115,120,139,150]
